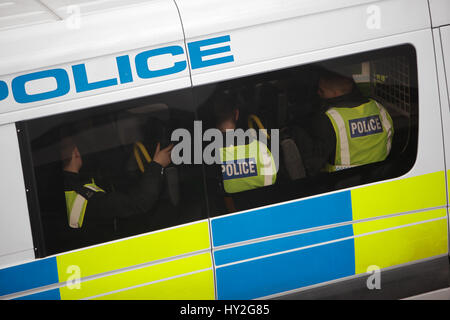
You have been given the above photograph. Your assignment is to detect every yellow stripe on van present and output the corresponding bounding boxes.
[351,171,446,220]
[353,208,447,235]
[447,169,450,200]
[93,269,215,300]
[56,221,210,282]
[353,210,448,274]
[60,252,213,300]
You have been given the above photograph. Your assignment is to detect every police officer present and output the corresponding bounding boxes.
[208,91,277,213]
[61,136,173,229]
[291,71,393,175]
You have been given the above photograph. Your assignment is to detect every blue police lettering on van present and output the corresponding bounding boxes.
[0,35,234,105]
[116,55,134,84]
[222,158,258,181]
[349,115,383,138]
[0,81,8,101]
[188,35,234,69]
[12,69,70,104]
[72,64,118,93]
[135,46,187,79]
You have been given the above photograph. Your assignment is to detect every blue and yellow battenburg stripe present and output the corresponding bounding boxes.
[0,257,60,299]
[0,221,214,300]
[211,171,448,299]
[0,172,448,300]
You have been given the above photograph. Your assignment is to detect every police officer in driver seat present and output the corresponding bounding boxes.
[291,70,394,176]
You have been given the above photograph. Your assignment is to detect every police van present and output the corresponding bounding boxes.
[0,0,450,300]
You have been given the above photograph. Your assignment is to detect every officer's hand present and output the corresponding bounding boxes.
[153,143,173,168]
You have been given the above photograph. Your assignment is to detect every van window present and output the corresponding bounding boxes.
[197,45,417,217]
[19,88,207,256]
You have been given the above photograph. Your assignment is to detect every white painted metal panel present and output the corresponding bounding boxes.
[0,0,184,76]
[435,26,450,227]
[411,29,447,179]
[441,26,450,99]
[41,0,162,19]
[176,0,430,85]
[0,249,34,270]
[176,0,380,39]
[429,0,450,28]
[0,39,191,122]
[0,123,34,268]
[436,27,450,155]
[0,0,190,123]
[0,0,58,31]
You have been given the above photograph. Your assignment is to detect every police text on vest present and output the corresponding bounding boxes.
[349,115,383,138]
[222,158,258,180]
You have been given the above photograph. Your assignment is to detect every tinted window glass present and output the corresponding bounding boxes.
[195,45,418,217]
[21,88,207,256]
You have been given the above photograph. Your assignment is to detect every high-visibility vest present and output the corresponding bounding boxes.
[64,179,105,228]
[220,139,277,194]
[325,99,394,172]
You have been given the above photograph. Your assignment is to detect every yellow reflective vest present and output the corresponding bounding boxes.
[64,179,105,228]
[325,99,394,172]
[220,139,277,194]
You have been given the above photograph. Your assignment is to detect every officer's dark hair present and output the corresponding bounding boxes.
[213,90,238,126]
[59,125,79,168]
[318,70,355,95]
[60,136,76,168]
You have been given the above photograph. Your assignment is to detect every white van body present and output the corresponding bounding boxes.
[0,0,449,300]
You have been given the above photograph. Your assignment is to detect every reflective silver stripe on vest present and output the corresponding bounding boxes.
[258,141,275,186]
[334,164,358,171]
[69,194,87,228]
[326,108,351,165]
[374,101,393,154]
[84,184,103,192]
